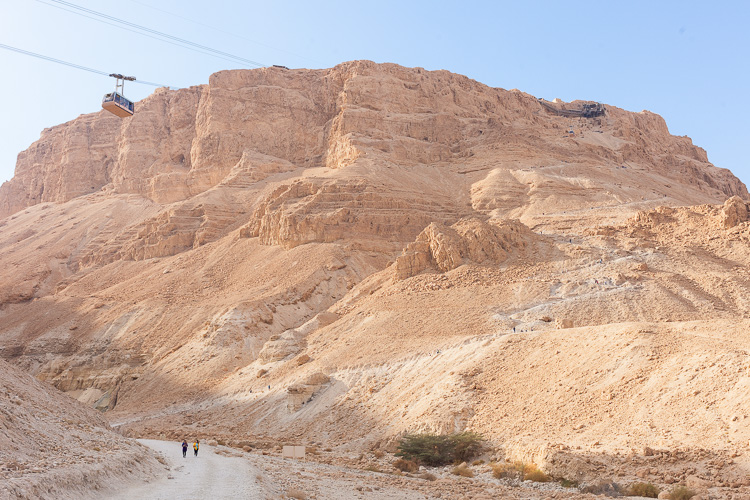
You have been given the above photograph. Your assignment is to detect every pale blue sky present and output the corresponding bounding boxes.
[1,0,748,188]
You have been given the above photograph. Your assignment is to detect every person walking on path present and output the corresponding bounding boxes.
[193,440,200,457]
[182,440,188,458]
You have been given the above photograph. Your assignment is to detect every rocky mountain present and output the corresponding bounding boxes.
[2,60,750,493]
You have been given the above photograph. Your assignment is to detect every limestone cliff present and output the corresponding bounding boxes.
[2,61,745,221]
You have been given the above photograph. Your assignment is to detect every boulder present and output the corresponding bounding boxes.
[721,196,749,228]
[555,318,574,329]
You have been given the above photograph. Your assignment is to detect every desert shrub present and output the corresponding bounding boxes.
[580,480,625,496]
[364,465,383,473]
[397,433,451,466]
[419,472,437,481]
[286,489,307,500]
[492,462,548,481]
[451,432,485,462]
[393,458,419,473]
[373,449,385,459]
[491,461,523,480]
[451,464,474,477]
[396,431,484,466]
[524,466,550,482]
[628,482,660,498]
[559,478,579,488]
[669,486,696,500]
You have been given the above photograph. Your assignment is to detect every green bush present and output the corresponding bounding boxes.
[669,486,696,500]
[628,482,660,498]
[396,433,452,466]
[451,432,485,463]
[395,432,484,466]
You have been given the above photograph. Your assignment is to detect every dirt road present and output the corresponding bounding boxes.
[103,439,268,499]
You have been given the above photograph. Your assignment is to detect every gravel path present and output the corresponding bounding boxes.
[103,439,267,499]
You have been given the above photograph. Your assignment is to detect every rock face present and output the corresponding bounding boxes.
[2,61,745,220]
[721,195,749,228]
[2,61,750,490]
[258,311,339,363]
[0,87,201,215]
[244,178,456,251]
[394,218,542,279]
[286,372,331,412]
[0,358,160,498]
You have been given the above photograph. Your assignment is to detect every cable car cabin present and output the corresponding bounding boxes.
[102,92,134,117]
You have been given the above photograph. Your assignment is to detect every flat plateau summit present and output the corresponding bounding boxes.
[2,61,750,498]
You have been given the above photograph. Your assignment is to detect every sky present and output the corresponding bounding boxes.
[1,0,748,187]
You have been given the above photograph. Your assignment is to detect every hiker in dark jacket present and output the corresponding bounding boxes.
[182,440,188,458]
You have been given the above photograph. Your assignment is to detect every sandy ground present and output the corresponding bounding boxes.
[102,440,598,500]
[103,440,266,500]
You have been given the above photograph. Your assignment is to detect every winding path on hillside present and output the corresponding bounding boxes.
[104,439,268,499]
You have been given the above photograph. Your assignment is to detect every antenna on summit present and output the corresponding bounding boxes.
[102,73,136,117]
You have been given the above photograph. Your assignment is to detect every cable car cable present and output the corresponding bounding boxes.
[41,0,267,68]
[0,43,174,88]
[0,42,108,77]
[124,0,324,67]
[35,0,251,68]
[36,0,253,68]
[2,40,479,128]
[2,41,472,128]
